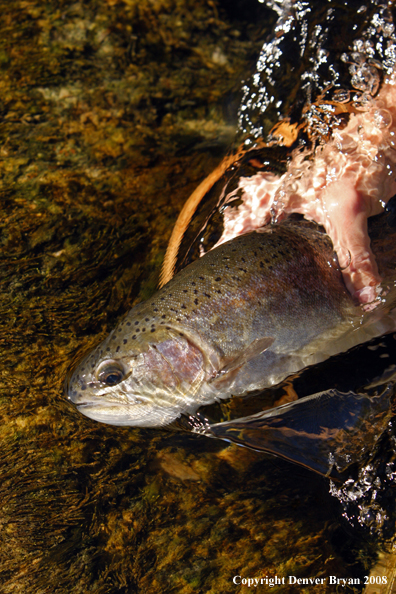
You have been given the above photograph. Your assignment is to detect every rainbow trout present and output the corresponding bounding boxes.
[66,218,396,427]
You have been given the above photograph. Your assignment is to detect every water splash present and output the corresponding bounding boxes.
[238,0,396,145]
[330,418,396,539]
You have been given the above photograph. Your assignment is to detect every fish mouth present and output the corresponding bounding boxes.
[75,400,181,427]
[75,402,134,426]
[75,396,129,409]
[76,402,122,416]
[75,401,100,409]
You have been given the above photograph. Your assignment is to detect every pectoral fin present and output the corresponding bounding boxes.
[221,337,275,374]
[210,336,274,387]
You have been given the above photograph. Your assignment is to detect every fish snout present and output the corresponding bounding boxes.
[64,370,89,405]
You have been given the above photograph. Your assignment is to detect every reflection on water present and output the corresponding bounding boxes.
[1,0,396,593]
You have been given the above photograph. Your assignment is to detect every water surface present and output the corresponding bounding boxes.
[0,1,394,593]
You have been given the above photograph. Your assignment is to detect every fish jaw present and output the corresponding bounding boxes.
[70,395,191,428]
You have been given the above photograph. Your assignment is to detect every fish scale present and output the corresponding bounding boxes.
[84,222,350,366]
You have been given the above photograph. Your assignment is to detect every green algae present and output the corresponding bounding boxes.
[0,0,382,593]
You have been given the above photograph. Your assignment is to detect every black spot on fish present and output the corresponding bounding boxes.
[194,289,198,294]
[142,328,146,332]
[106,348,110,352]
[166,326,171,330]
[183,289,187,293]
[153,308,158,312]
[150,328,155,333]
[181,304,186,309]
[215,277,221,281]
[204,293,211,298]
[116,346,120,352]
[81,385,86,391]
[260,262,264,268]
[168,294,172,298]
[135,321,139,325]
[136,328,140,333]
[238,268,247,273]
[241,257,246,262]
[199,276,204,280]
[162,315,166,319]
[123,339,127,344]
[191,282,196,286]
[160,297,165,301]
[126,322,131,326]
[215,289,221,294]
[145,318,149,322]
[176,318,181,322]
[194,299,199,305]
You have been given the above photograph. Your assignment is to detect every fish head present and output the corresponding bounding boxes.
[66,314,212,427]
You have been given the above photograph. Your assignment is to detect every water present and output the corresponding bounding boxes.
[1,0,396,592]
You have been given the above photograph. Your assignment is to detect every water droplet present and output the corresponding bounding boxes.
[373,108,392,129]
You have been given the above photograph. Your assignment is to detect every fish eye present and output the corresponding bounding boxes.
[96,360,126,386]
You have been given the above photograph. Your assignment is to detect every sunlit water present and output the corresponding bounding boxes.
[4,1,396,593]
